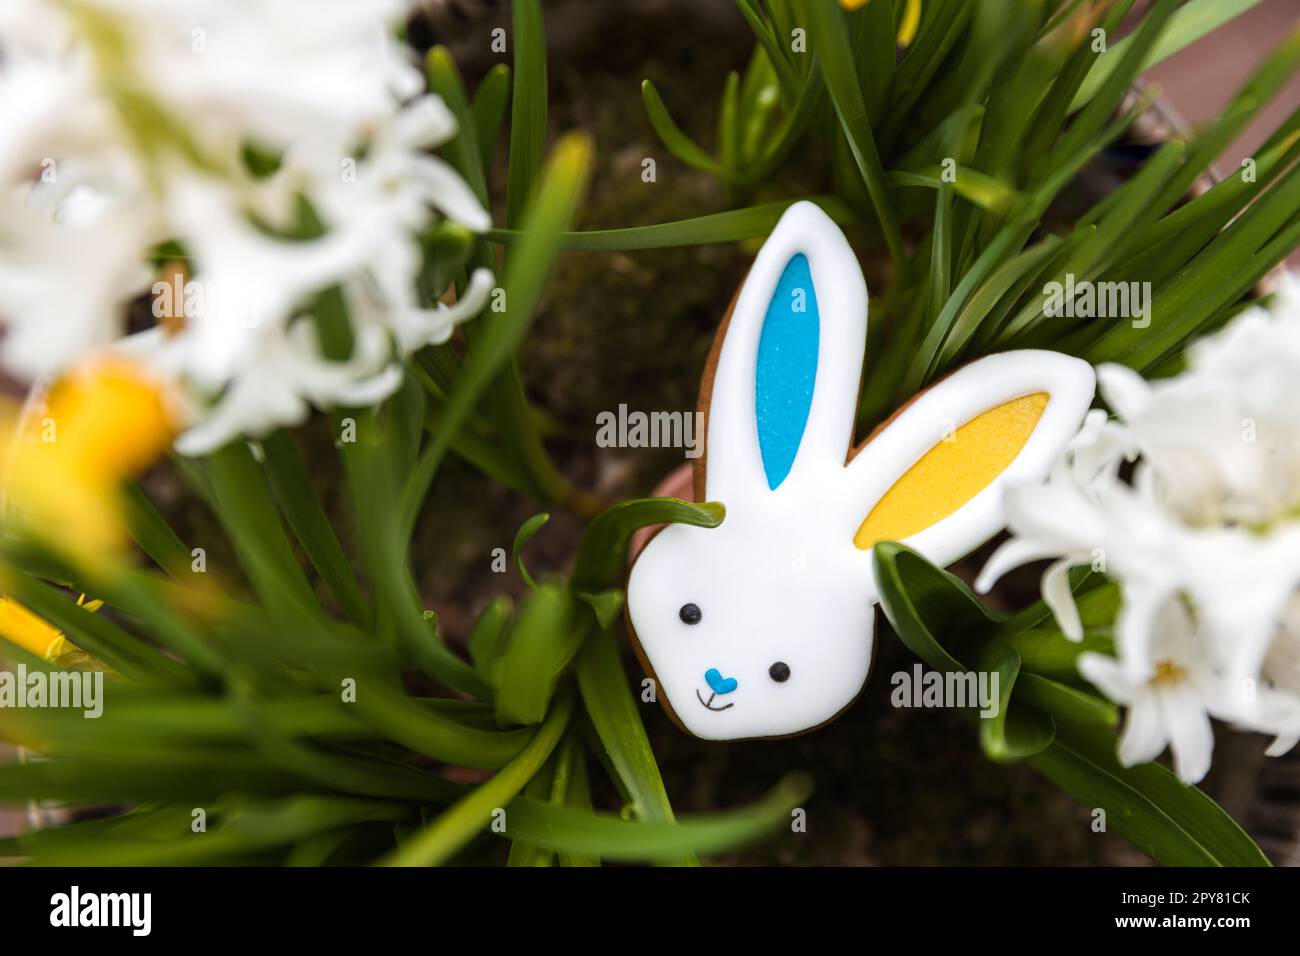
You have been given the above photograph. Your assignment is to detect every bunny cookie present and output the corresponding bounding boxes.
[626,200,1095,740]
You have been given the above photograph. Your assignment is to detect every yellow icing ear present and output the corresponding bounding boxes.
[854,392,1049,550]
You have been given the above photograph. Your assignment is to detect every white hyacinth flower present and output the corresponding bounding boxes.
[0,0,493,453]
[978,277,1300,783]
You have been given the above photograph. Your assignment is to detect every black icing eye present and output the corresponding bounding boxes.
[678,603,702,625]
[769,661,791,683]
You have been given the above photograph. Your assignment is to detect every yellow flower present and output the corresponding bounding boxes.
[0,595,101,660]
[897,0,921,47]
[4,357,180,565]
[838,0,922,48]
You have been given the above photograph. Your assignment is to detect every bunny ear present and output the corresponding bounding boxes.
[845,351,1095,565]
[702,201,867,502]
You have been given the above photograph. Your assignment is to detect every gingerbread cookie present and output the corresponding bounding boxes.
[625,201,1095,740]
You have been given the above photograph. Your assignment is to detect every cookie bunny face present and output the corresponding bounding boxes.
[626,201,1096,740]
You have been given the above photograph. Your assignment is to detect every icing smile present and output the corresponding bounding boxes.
[696,688,735,712]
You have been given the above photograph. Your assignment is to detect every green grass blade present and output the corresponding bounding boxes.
[204,441,323,622]
[806,0,908,275]
[261,431,371,627]
[485,195,857,250]
[492,585,584,726]
[1070,0,1269,112]
[888,165,1017,213]
[0,573,189,684]
[501,771,812,862]
[121,480,193,578]
[574,626,690,866]
[383,690,574,866]
[511,512,549,591]
[506,0,548,228]
[572,498,724,593]
[734,0,801,103]
[471,64,512,174]
[426,46,489,205]
[400,133,593,539]
[641,79,721,173]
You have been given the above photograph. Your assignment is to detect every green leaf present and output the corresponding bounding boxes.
[426,46,488,205]
[1015,672,1119,729]
[554,730,599,866]
[1022,0,1136,180]
[340,410,489,699]
[469,595,513,681]
[576,589,625,630]
[342,677,530,770]
[1056,720,1270,867]
[8,797,420,866]
[806,0,907,275]
[205,441,323,623]
[501,771,813,862]
[1071,0,1269,112]
[734,0,801,104]
[1005,626,1116,683]
[512,512,550,590]
[492,585,584,726]
[471,63,512,175]
[937,234,1063,366]
[261,431,371,627]
[506,0,548,228]
[506,761,556,867]
[485,196,857,251]
[927,180,953,327]
[401,133,593,539]
[852,0,896,125]
[121,481,192,578]
[575,626,687,857]
[997,572,1118,637]
[0,751,305,805]
[383,690,574,866]
[1088,159,1300,368]
[1028,732,1269,867]
[1050,0,1177,174]
[641,79,720,173]
[975,637,1055,762]
[745,64,827,184]
[718,71,742,181]
[572,498,724,593]
[871,541,997,672]
[0,574,188,684]
[419,220,476,302]
[888,165,1017,213]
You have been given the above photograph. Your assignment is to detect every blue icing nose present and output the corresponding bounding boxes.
[704,668,738,695]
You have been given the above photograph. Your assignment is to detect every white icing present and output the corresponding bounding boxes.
[626,201,1096,740]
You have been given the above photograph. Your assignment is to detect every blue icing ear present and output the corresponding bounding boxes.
[754,253,818,490]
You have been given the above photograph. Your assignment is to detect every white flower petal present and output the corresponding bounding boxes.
[1117,695,1168,769]
[1078,652,1137,707]
[412,155,492,233]
[1265,734,1299,758]
[974,538,1061,594]
[1097,363,1152,420]
[1041,557,1083,640]
[1158,682,1214,784]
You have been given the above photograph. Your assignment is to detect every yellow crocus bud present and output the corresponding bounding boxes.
[4,357,180,564]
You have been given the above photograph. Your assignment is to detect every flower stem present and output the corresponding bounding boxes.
[382,688,575,866]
